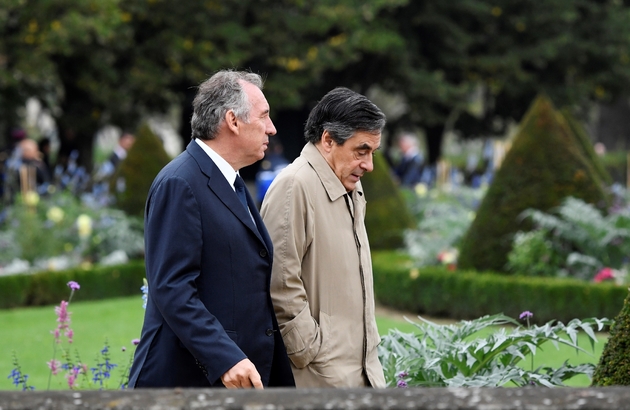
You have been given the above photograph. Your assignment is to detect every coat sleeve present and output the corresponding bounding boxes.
[145,175,246,383]
[261,173,320,369]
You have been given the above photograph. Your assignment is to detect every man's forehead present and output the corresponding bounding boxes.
[350,132,381,148]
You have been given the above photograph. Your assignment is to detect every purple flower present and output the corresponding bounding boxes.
[67,281,80,290]
[397,371,409,379]
[519,311,533,320]
[397,379,408,388]
[132,338,140,346]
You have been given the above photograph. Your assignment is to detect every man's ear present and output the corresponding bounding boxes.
[321,130,334,153]
[225,110,239,134]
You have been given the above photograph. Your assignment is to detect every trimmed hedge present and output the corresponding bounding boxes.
[361,151,415,250]
[592,286,630,386]
[373,251,626,324]
[113,123,171,217]
[458,95,609,273]
[0,261,146,309]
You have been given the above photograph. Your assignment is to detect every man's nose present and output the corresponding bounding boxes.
[267,118,277,136]
[363,156,374,172]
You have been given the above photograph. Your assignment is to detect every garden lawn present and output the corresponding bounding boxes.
[1,296,145,390]
[1,297,607,390]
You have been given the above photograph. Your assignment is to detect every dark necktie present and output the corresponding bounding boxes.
[234,175,249,212]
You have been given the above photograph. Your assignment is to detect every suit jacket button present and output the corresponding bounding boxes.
[265,329,274,336]
[259,249,268,257]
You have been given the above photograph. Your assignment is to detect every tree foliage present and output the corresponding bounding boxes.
[2,0,630,166]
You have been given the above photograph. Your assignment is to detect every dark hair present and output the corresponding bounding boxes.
[304,87,386,144]
[191,70,263,140]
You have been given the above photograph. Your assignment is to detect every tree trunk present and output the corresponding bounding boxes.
[424,124,444,165]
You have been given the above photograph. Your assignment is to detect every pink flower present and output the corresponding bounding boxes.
[594,267,615,283]
[66,366,81,389]
[132,338,140,346]
[47,360,61,375]
[53,300,73,344]
[65,328,74,343]
[55,301,69,324]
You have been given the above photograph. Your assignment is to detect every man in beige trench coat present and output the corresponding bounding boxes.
[260,87,386,388]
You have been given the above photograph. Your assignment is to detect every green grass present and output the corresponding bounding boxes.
[1,296,145,390]
[1,297,607,390]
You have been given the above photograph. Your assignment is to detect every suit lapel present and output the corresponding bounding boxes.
[186,141,268,248]
[244,185,272,254]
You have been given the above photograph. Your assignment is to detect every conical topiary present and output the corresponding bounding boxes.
[560,108,613,187]
[112,123,172,217]
[592,287,630,386]
[457,95,609,273]
[361,150,415,250]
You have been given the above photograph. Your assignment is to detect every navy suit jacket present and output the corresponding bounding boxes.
[128,141,294,388]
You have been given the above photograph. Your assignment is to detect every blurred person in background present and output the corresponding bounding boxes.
[393,132,424,188]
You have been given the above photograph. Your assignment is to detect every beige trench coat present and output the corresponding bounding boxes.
[260,143,385,388]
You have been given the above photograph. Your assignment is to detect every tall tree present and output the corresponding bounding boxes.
[355,0,630,164]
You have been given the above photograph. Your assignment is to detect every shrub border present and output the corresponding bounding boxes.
[373,251,627,324]
[0,261,146,309]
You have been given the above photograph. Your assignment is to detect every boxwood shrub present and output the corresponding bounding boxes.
[373,251,626,324]
[0,261,146,309]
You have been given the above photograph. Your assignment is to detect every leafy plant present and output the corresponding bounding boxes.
[378,313,610,387]
[404,185,482,267]
[0,191,144,273]
[506,230,566,277]
[507,196,630,280]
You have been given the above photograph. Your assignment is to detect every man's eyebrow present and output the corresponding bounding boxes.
[356,143,378,150]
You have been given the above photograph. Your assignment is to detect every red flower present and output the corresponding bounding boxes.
[594,267,615,283]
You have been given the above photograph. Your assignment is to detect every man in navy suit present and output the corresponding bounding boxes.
[128,70,295,389]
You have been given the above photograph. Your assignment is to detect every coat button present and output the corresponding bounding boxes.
[259,249,268,257]
[265,329,274,336]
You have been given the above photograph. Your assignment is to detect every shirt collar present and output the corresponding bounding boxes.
[195,138,238,189]
[301,142,362,202]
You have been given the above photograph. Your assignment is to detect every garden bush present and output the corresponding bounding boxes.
[600,151,627,185]
[361,150,415,250]
[0,261,146,309]
[112,123,171,217]
[458,95,609,273]
[373,251,626,324]
[506,196,630,280]
[592,287,630,386]
[561,109,612,187]
[0,191,144,271]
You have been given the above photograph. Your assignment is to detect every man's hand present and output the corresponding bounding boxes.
[221,358,264,389]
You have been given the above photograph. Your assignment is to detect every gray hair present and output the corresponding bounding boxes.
[190,70,264,140]
[304,87,386,145]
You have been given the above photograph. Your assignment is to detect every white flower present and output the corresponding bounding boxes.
[47,207,65,223]
[77,214,93,238]
[23,191,39,207]
[415,183,428,197]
